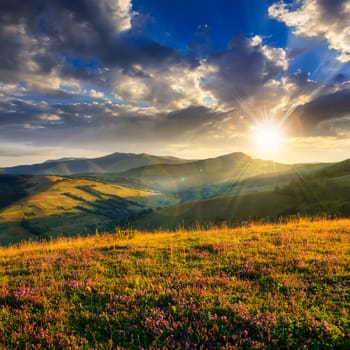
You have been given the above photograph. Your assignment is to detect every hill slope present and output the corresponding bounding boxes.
[116,152,290,190]
[112,153,329,196]
[135,160,350,229]
[1,153,348,243]
[0,152,192,175]
[0,175,165,244]
[0,219,348,349]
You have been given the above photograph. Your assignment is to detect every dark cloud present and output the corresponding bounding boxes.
[0,0,195,88]
[317,0,345,17]
[294,88,350,130]
[284,70,322,102]
[287,71,312,88]
[202,35,287,103]
[0,96,240,148]
[156,106,232,136]
[0,0,349,164]
[332,73,349,83]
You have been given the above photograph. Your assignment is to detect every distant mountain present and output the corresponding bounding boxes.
[43,157,87,164]
[116,152,318,192]
[0,153,192,175]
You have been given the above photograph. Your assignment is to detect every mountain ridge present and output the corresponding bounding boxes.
[0,152,194,175]
[0,153,349,244]
[1,150,339,176]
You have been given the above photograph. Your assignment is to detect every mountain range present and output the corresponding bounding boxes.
[0,151,349,244]
[0,152,190,175]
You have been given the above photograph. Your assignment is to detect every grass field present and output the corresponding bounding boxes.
[0,218,348,349]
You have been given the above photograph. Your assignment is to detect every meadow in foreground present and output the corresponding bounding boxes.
[0,218,348,349]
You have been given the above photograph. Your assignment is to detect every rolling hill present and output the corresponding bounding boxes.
[0,152,349,244]
[115,152,291,190]
[0,152,192,175]
[90,153,328,201]
[134,159,350,229]
[0,175,171,244]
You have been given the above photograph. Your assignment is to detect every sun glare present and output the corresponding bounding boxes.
[253,120,284,153]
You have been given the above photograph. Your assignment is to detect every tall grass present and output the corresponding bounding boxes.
[0,218,349,349]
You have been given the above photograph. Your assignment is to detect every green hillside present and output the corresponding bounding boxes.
[1,154,349,244]
[0,174,60,209]
[0,176,171,244]
[135,161,350,229]
[116,152,294,191]
[134,191,296,229]
[173,162,328,203]
[0,175,34,210]
[84,157,328,208]
[315,158,350,178]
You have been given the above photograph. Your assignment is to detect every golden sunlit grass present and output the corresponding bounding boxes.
[0,218,348,349]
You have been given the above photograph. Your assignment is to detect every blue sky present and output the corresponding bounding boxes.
[0,0,350,166]
[132,0,289,52]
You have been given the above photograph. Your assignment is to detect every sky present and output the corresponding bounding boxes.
[1,0,350,166]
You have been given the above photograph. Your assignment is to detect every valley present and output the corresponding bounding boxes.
[0,151,349,244]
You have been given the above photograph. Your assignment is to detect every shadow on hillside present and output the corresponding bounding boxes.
[0,195,151,245]
[0,175,57,210]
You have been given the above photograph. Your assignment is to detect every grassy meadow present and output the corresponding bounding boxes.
[0,218,348,349]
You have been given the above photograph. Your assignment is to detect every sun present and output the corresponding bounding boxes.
[253,120,284,153]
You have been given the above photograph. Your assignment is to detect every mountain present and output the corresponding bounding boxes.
[114,152,326,192]
[0,152,192,175]
[1,152,349,244]
[133,158,350,229]
[43,157,87,164]
[315,158,350,178]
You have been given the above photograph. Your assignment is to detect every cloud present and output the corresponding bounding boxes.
[38,114,62,122]
[109,62,207,110]
[280,70,322,108]
[0,0,186,92]
[0,0,349,164]
[0,95,247,148]
[0,143,56,158]
[0,83,22,94]
[269,0,350,62]
[89,89,105,99]
[0,1,290,119]
[201,35,288,107]
[0,142,105,167]
[293,87,350,131]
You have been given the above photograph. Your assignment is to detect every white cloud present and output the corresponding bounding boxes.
[109,63,209,111]
[0,83,20,94]
[38,114,62,121]
[269,0,350,62]
[93,0,134,33]
[89,89,105,99]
